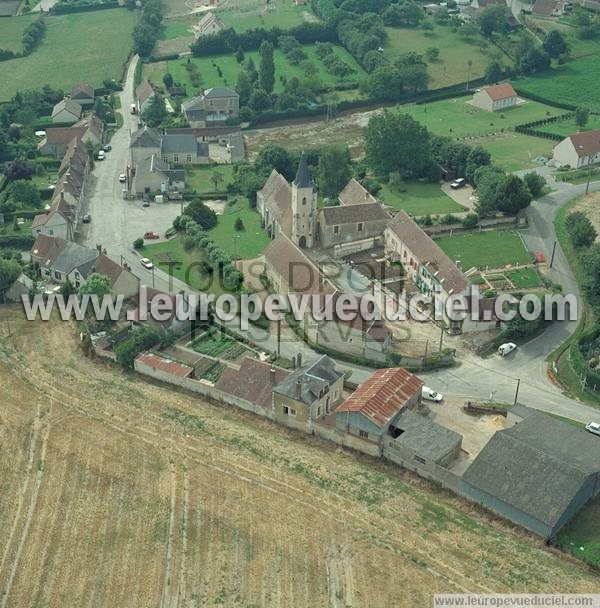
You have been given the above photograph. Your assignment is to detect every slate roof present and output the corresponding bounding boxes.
[31,235,98,274]
[335,367,423,428]
[392,409,462,464]
[161,133,199,155]
[273,355,342,406]
[387,210,469,295]
[136,353,193,378]
[215,356,290,410]
[321,202,390,226]
[480,82,517,101]
[259,170,293,235]
[137,154,170,178]
[338,178,377,206]
[71,83,94,100]
[463,413,600,530]
[204,87,239,99]
[131,126,162,149]
[565,130,600,157]
[52,98,82,120]
[263,234,322,296]
[293,152,313,189]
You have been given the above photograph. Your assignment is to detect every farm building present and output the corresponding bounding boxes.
[51,98,82,124]
[463,412,600,539]
[472,82,518,112]
[192,11,225,38]
[335,367,423,445]
[70,83,95,107]
[553,130,600,169]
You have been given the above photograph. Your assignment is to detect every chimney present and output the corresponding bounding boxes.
[295,379,302,400]
[270,368,276,384]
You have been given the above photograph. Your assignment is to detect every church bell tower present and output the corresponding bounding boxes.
[291,152,316,249]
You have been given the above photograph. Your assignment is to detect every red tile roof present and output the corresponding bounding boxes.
[335,367,423,428]
[481,82,517,101]
[135,353,193,378]
[568,129,600,157]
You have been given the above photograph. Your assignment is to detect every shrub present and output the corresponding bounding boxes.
[462,213,478,229]
[133,238,144,250]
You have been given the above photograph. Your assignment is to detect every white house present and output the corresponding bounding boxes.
[472,82,518,112]
[553,130,600,169]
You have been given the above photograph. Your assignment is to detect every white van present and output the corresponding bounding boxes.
[97,150,105,161]
[130,103,136,114]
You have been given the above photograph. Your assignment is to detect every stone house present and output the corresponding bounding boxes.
[337,178,377,206]
[385,210,470,331]
[553,130,600,169]
[132,154,185,195]
[38,114,103,158]
[51,98,83,124]
[272,355,344,426]
[160,133,209,164]
[130,126,162,168]
[472,82,518,112]
[192,11,225,38]
[136,79,156,114]
[70,83,95,107]
[181,87,239,128]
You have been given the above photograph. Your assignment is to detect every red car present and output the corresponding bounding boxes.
[143,231,160,240]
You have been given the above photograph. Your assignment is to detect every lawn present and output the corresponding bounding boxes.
[378,181,465,216]
[184,165,235,193]
[478,133,554,172]
[384,24,511,89]
[0,219,33,237]
[0,13,35,52]
[516,55,600,113]
[144,43,366,98]
[219,2,312,32]
[141,237,230,297]
[435,230,531,270]
[0,9,136,101]
[401,97,564,139]
[557,494,600,568]
[208,197,270,259]
[506,267,542,289]
[159,21,193,40]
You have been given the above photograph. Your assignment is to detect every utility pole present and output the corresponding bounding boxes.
[549,241,557,268]
[151,266,155,289]
[277,318,281,357]
[513,378,520,405]
[586,153,593,196]
[438,325,444,353]
[424,338,429,358]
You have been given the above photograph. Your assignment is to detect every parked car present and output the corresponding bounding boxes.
[103,144,112,152]
[422,386,444,402]
[586,421,600,437]
[140,258,154,270]
[82,214,91,224]
[450,178,466,189]
[142,199,150,208]
[119,174,126,183]
[144,231,159,240]
[97,150,105,161]
[498,342,517,357]
[130,103,136,114]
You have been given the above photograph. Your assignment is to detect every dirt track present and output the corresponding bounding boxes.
[0,306,598,607]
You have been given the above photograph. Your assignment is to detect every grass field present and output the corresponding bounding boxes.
[436,230,531,270]
[401,97,564,139]
[558,494,600,568]
[219,2,312,32]
[536,114,600,138]
[516,56,600,113]
[384,25,508,89]
[0,9,136,101]
[378,181,465,216]
[0,310,598,606]
[0,13,35,52]
[159,21,193,40]
[506,267,542,289]
[144,43,366,98]
[478,133,554,172]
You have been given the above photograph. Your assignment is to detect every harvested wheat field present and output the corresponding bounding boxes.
[0,306,598,607]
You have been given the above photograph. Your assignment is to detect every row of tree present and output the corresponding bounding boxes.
[132,0,162,57]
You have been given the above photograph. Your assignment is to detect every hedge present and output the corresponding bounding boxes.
[0,234,35,248]
[570,325,600,391]
[514,112,573,141]
[513,87,578,112]
[51,1,119,14]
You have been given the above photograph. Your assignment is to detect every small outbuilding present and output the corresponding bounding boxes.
[472,82,518,112]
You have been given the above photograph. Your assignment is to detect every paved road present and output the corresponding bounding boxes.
[80,55,181,258]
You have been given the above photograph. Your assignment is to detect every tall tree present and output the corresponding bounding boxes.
[575,107,590,127]
[235,71,252,106]
[317,146,352,199]
[542,29,569,58]
[259,40,275,94]
[365,111,432,178]
[142,94,167,128]
[0,258,21,303]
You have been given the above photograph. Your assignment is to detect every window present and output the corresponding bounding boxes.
[357,222,364,232]
[359,430,368,439]
[54,271,61,280]
[302,197,307,205]
[317,406,322,417]
[333,225,340,235]
[186,154,192,162]
[173,154,179,163]
[414,455,426,464]
[283,406,296,416]
[48,229,54,235]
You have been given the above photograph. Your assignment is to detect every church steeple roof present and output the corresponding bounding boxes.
[293,151,313,189]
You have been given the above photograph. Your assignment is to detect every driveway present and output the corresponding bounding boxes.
[441,183,477,212]
[79,55,182,258]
